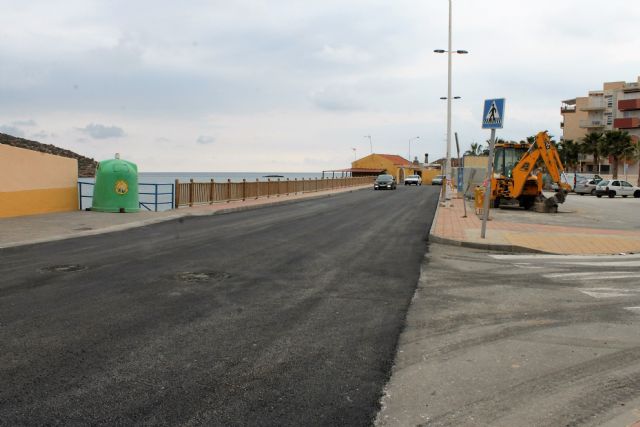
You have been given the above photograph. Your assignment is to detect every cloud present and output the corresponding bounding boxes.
[0,125,25,137]
[310,85,363,111]
[196,135,215,144]
[12,119,37,126]
[315,45,372,65]
[79,123,125,139]
[31,131,49,139]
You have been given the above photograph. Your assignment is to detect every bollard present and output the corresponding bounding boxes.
[474,186,485,215]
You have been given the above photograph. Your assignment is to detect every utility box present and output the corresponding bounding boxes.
[91,154,139,213]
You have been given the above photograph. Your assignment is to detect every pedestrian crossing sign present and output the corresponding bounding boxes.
[482,98,505,129]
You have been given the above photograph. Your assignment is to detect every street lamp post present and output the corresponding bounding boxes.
[434,0,468,205]
[352,147,357,161]
[364,135,372,153]
[408,136,420,163]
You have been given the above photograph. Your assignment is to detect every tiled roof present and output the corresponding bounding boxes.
[377,154,411,166]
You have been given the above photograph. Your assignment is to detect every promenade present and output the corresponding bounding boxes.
[0,184,370,248]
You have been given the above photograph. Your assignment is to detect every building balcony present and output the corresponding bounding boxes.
[623,82,640,93]
[618,99,640,111]
[579,119,605,128]
[561,106,576,113]
[579,101,605,111]
[560,121,564,128]
[613,117,640,129]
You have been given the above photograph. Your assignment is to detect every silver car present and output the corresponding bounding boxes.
[574,179,601,196]
[431,175,445,185]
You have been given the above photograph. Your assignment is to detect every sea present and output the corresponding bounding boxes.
[78,171,330,212]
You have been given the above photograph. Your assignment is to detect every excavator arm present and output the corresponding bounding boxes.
[510,142,542,199]
[535,131,571,191]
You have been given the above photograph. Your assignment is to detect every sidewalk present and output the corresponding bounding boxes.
[430,197,640,255]
[0,185,369,249]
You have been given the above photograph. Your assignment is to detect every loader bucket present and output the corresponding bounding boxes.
[532,190,567,213]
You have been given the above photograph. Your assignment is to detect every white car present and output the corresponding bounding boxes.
[404,175,422,186]
[595,179,640,198]
[431,175,445,185]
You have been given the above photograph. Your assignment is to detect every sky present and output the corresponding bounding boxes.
[1,0,639,172]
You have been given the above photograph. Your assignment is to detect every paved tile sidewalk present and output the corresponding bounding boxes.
[0,185,370,248]
[430,197,640,255]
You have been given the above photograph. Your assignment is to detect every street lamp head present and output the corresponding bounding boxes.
[433,49,446,53]
[453,96,461,99]
[440,96,447,100]
[456,50,469,54]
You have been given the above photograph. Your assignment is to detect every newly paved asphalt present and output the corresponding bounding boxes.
[0,185,439,426]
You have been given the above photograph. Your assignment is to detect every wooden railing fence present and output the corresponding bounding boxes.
[174,176,375,208]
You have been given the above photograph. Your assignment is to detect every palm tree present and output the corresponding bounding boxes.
[557,139,581,172]
[600,130,635,179]
[464,142,483,156]
[581,132,603,174]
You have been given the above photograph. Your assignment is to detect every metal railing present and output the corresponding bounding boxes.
[138,183,175,211]
[174,176,375,208]
[78,182,175,212]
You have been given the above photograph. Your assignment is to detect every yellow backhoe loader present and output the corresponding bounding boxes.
[490,131,571,213]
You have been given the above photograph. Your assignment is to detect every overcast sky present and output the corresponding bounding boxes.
[1,0,639,172]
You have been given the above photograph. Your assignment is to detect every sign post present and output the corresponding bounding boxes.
[480,98,505,239]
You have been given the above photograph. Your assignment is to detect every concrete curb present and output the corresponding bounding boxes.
[427,232,548,254]
[0,186,370,250]
[427,199,550,254]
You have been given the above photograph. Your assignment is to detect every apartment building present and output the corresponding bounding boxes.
[561,76,640,177]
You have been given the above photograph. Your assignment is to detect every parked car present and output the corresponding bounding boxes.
[595,179,640,198]
[574,178,602,196]
[431,175,445,185]
[404,175,422,186]
[553,173,603,191]
[374,174,396,190]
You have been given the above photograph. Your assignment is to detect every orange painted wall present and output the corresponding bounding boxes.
[0,144,78,218]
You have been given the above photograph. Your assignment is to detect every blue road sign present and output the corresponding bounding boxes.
[482,98,505,129]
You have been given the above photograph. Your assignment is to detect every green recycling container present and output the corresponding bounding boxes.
[91,155,139,213]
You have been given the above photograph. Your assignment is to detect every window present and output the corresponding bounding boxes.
[611,181,619,186]
[600,165,610,173]
[606,95,613,108]
[622,181,633,187]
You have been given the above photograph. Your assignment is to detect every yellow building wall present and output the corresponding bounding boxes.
[462,155,489,168]
[0,144,78,218]
[352,154,421,182]
[421,169,441,184]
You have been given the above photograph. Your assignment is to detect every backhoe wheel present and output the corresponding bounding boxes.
[635,190,640,198]
[608,191,616,198]
[519,196,535,210]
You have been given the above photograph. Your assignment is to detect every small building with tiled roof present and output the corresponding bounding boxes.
[350,153,422,183]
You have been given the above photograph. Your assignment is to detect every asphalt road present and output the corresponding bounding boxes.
[0,185,439,426]
[378,245,640,426]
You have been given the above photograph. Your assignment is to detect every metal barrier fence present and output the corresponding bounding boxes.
[174,176,375,208]
[78,182,175,212]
